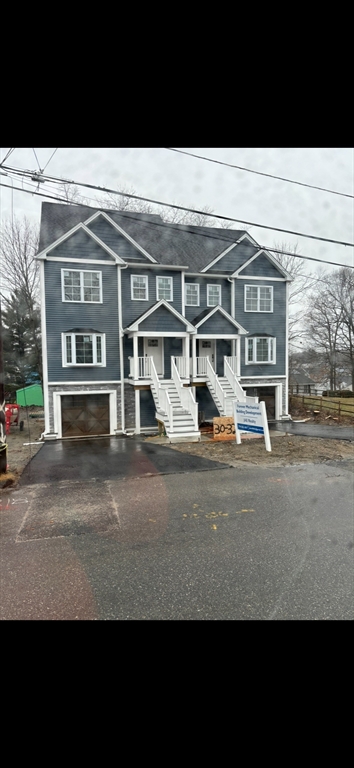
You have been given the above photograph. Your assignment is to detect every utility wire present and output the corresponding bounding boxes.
[42,148,58,172]
[0,180,353,270]
[0,148,15,166]
[1,163,354,249]
[32,148,41,170]
[166,148,354,200]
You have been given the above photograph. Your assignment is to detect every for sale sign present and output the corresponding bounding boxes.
[233,400,272,451]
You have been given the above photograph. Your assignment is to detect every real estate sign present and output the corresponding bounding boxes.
[233,400,271,452]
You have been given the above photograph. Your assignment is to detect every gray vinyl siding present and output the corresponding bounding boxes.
[235,279,286,376]
[197,314,238,335]
[49,228,116,262]
[164,337,183,379]
[238,253,283,278]
[140,389,156,427]
[207,242,259,273]
[138,306,186,332]
[122,268,182,327]
[184,277,231,322]
[45,260,120,382]
[86,218,149,261]
[196,385,219,420]
[216,339,232,375]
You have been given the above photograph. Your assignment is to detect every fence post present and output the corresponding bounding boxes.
[338,401,341,423]
[302,395,304,407]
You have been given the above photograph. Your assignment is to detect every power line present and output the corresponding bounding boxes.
[0,182,354,269]
[42,148,58,172]
[2,163,354,249]
[0,148,15,166]
[32,148,41,170]
[165,148,354,200]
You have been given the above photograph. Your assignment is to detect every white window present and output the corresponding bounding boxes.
[62,269,102,303]
[62,333,106,366]
[245,285,273,312]
[246,337,276,364]
[185,283,200,306]
[207,284,221,306]
[157,276,173,301]
[131,275,148,300]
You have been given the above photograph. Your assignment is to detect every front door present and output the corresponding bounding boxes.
[199,339,216,368]
[144,337,163,375]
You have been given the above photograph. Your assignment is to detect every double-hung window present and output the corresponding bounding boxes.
[207,284,221,306]
[157,276,173,301]
[185,283,200,306]
[131,275,148,300]
[62,269,102,303]
[245,285,273,312]
[246,337,276,364]
[63,333,105,366]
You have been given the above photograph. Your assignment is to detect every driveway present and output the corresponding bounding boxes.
[18,436,230,486]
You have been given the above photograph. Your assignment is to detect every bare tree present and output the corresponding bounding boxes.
[272,242,319,344]
[0,216,39,306]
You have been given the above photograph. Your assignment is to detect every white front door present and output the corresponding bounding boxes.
[144,337,164,375]
[199,339,216,368]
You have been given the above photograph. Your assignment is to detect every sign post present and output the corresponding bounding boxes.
[233,399,272,452]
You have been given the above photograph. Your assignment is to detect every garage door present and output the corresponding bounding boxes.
[61,394,110,437]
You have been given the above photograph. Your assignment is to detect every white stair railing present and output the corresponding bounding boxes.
[173,356,187,379]
[224,357,246,401]
[196,357,208,376]
[225,356,238,374]
[206,358,226,414]
[150,357,173,431]
[171,357,198,432]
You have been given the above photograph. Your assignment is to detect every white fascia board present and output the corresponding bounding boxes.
[232,249,291,279]
[36,222,125,263]
[127,263,189,270]
[83,210,158,263]
[195,304,248,334]
[200,232,260,273]
[124,298,196,333]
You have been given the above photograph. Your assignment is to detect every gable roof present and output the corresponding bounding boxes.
[124,299,196,333]
[36,221,125,263]
[233,249,291,279]
[193,305,248,334]
[37,203,248,272]
[83,210,158,263]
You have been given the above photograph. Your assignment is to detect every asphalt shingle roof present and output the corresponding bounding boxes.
[38,202,247,273]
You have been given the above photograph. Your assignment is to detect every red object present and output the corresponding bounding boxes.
[4,404,20,434]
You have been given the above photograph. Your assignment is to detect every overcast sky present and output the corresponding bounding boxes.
[0,147,353,273]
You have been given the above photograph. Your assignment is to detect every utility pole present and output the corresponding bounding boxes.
[0,295,7,474]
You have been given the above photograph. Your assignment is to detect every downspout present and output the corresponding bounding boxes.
[228,276,236,357]
[118,262,128,434]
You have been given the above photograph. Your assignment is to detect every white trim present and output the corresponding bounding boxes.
[236,275,286,282]
[144,337,164,376]
[61,268,103,304]
[232,249,291,279]
[207,283,222,307]
[47,257,117,265]
[185,282,200,307]
[244,284,273,313]
[200,233,259,273]
[83,210,158,263]
[128,331,190,338]
[127,262,189,270]
[53,389,117,439]
[241,382,283,420]
[36,222,125,263]
[131,274,149,301]
[61,332,106,367]
[124,298,196,333]
[187,272,232,278]
[40,261,50,434]
[181,271,185,316]
[156,275,173,302]
[230,278,235,319]
[245,337,276,365]
[49,381,121,385]
[195,334,240,340]
[118,265,125,433]
[194,304,248,334]
[240,375,286,379]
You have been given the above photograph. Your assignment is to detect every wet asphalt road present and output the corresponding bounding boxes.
[1,436,353,620]
[17,436,230,485]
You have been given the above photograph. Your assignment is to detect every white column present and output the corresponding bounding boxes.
[133,335,138,380]
[236,337,241,377]
[184,336,190,379]
[192,336,197,378]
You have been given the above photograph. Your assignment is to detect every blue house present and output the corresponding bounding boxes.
[37,203,291,441]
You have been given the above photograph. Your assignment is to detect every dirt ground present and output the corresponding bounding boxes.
[1,404,353,490]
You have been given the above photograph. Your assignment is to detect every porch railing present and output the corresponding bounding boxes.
[129,356,152,379]
[196,357,208,376]
[206,357,226,414]
[224,357,246,400]
[173,356,188,379]
[224,356,238,375]
[150,357,173,431]
[171,357,198,432]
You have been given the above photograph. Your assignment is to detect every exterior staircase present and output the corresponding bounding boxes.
[207,376,237,416]
[205,357,246,416]
[149,358,200,442]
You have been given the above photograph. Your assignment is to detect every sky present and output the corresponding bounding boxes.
[0,147,353,274]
